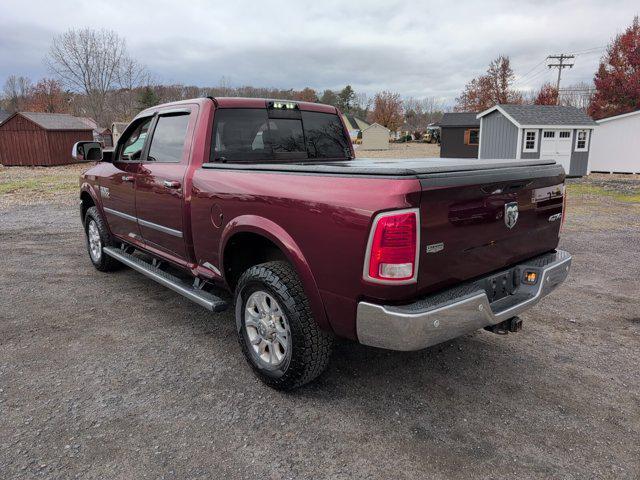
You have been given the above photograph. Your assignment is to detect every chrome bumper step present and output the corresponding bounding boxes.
[103,247,228,312]
[357,249,572,351]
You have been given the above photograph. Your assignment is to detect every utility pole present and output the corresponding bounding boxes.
[547,54,575,104]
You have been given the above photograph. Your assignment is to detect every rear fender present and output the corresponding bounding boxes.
[220,215,331,332]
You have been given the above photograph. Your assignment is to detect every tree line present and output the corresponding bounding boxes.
[3,16,636,132]
[0,27,443,135]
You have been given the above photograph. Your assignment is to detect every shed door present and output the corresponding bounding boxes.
[540,130,572,173]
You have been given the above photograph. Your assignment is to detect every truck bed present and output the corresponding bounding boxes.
[202,157,560,178]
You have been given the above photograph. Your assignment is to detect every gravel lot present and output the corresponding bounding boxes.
[1,169,639,479]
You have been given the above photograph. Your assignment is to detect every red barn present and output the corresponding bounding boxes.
[0,112,93,166]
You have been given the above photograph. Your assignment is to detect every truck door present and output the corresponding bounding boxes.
[101,116,153,241]
[134,110,194,260]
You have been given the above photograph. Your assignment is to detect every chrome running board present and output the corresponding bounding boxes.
[103,247,228,312]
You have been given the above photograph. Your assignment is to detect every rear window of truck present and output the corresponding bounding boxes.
[211,108,350,162]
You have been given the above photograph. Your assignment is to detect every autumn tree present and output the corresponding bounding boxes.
[588,16,640,119]
[534,83,559,105]
[294,87,318,102]
[371,91,403,131]
[455,55,523,111]
[2,75,32,112]
[23,78,70,113]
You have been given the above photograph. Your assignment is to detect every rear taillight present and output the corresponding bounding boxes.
[363,209,419,284]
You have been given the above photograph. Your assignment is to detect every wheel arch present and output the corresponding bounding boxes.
[220,215,331,332]
[79,183,100,223]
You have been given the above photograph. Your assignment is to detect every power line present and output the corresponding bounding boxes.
[515,67,553,89]
[514,57,549,86]
[570,45,606,55]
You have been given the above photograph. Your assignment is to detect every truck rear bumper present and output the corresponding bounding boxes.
[356,249,571,351]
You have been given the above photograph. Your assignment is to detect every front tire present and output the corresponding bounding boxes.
[235,261,333,390]
[84,206,120,272]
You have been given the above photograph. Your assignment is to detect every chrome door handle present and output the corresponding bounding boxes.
[122,175,134,182]
[163,180,181,189]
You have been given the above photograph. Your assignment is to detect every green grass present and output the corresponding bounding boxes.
[567,183,640,204]
[0,176,77,195]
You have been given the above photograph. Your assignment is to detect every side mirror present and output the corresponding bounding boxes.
[72,141,103,162]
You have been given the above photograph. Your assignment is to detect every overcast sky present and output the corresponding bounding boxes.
[0,0,638,104]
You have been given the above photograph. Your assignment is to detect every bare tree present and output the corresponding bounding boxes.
[47,28,128,126]
[110,57,151,121]
[403,97,444,131]
[560,82,595,111]
[2,75,32,112]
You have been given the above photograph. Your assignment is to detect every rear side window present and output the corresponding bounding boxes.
[211,108,349,163]
[147,114,190,163]
[302,111,350,158]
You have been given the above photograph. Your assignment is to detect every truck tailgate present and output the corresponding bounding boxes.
[416,162,565,295]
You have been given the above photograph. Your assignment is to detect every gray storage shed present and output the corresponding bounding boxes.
[438,112,479,158]
[477,104,596,176]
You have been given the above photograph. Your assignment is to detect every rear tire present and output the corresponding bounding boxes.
[84,206,120,272]
[235,261,333,390]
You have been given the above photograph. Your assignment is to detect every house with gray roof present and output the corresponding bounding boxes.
[477,104,597,176]
[437,112,480,158]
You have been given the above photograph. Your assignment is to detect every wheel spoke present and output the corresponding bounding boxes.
[244,307,260,325]
[267,341,277,365]
[260,294,271,314]
[249,333,261,345]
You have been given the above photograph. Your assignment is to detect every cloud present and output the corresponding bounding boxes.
[0,0,637,103]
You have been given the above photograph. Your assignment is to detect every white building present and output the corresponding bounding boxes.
[360,123,390,150]
[589,110,640,174]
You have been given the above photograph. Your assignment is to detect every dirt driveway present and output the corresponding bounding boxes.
[1,170,639,479]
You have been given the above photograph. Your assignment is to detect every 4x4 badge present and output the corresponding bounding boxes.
[504,202,519,229]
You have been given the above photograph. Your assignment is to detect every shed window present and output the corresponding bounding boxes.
[559,131,571,138]
[523,129,538,152]
[464,128,479,146]
[575,130,589,151]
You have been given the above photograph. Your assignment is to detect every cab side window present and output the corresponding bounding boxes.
[119,118,152,161]
[146,114,190,163]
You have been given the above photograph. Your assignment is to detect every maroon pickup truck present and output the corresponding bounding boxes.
[75,97,571,390]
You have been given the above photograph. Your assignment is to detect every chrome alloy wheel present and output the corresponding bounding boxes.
[244,290,291,368]
[87,220,102,262]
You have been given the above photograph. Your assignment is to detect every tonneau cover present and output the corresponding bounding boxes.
[202,158,557,177]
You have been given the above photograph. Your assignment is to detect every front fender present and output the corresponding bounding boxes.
[220,215,331,333]
[79,182,113,234]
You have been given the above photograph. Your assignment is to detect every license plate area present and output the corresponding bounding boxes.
[479,268,519,303]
